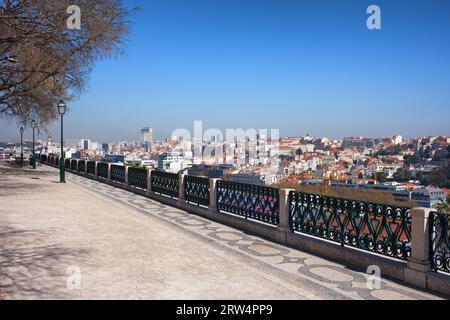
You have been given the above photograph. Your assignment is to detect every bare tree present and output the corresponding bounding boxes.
[0,0,134,128]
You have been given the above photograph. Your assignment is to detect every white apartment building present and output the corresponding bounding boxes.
[366,162,403,178]
[392,135,403,145]
[299,144,315,153]
[157,152,192,173]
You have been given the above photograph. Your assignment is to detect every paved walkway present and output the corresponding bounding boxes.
[0,162,444,299]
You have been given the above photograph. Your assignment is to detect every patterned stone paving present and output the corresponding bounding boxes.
[61,169,441,300]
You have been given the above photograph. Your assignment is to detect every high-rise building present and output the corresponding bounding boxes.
[141,127,153,152]
[101,143,109,153]
[79,139,91,150]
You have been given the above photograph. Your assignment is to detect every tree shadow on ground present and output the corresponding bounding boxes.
[0,161,57,196]
[0,161,55,177]
[0,225,92,299]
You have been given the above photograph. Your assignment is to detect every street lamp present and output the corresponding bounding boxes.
[31,120,37,169]
[58,101,67,183]
[19,126,24,167]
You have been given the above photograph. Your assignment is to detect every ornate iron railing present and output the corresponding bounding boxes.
[77,160,86,173]
[289,191,412,260]
[65,159,71,170]
[55,157,60,167]
[70,159,77,171]
[430,211,450,274]
[216,181,279,225]
[184,175,210,206]
[97,162,109,179]
[128,167,148,189]
[151,171,179,198]
[110,164,125,183]
[87,161,96,175]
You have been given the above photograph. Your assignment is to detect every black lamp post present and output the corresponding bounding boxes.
[19,126,24,167]
[31,120,37,169]
[58,101,67,183]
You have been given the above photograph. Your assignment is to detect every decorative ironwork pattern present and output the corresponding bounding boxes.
[65,159,71,170]
[430,211,450,274]
[289,191,412,260]
[110,164,125,183]
[97,162,109,179]
[55,157,60,167]
[87,161,96,175]
[151,171,179,198]
[128,167,148,189]
[216,181,279,225]
[184,175,210,206]
[70,159,77,171]
[77,160,86,173]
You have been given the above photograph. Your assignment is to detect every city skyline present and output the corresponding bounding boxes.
[1,0,450,140]
[1,131,447,145]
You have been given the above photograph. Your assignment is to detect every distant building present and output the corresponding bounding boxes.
[342,137,375,149]
[225,173,263,186]
[141,127,153,152]
[275,146,293,157]
[366,162,403,179]
[72,151,81,159]
[361,182,410,202]
[392,135,403,145]
[79,139,91,150]
[410,187,447,208]
[187,164,235,178]
[140,159,156,168]
[101,143,109,153]
[101,154,124,163]
[299,144,315,153]
[157,152,184,172]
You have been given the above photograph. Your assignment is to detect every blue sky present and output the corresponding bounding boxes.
[1,0,450,142]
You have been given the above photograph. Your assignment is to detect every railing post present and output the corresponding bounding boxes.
[124,165,129,186]
[278,188,294,233]
[404,207,432,289]
[208,178,220,211]
[107,163,112,181]
[84,160,88,175]
[94,161,98,179]
[178,172,186,201]
[146,169,153,196]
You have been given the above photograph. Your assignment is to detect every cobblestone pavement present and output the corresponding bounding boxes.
[65,171,441,300]
[0,163,444,299]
